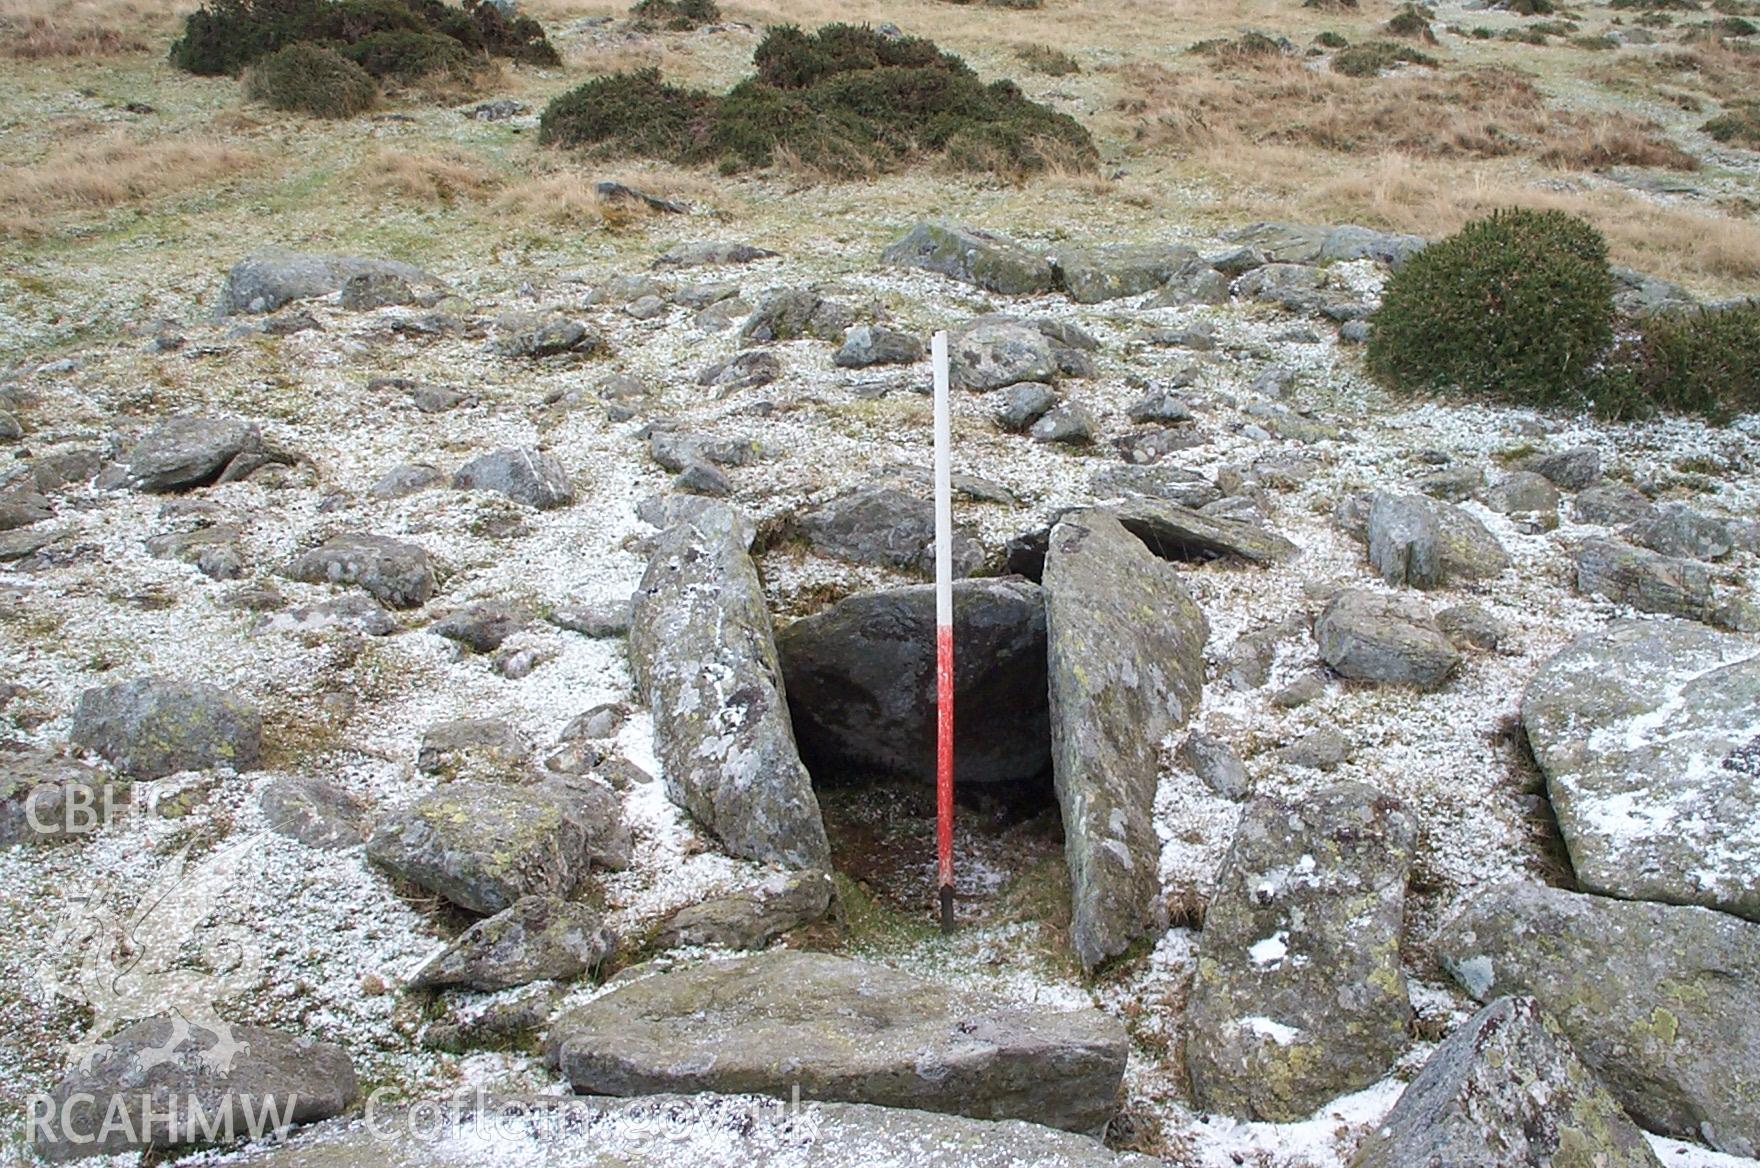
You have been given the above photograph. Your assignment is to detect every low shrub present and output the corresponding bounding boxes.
[343,28,469,79]
[1366,208,1616,407]
[1017,43,1079,74]
[1383,4,1439,40]
[630,0,720,31]
[1704,101,1760,142]
[1331,39,1439,74]
[169,0,555,77]
[1315,30,1350,47]
[1507,0,1555,14]
[1190,31,1291,61]
[540,23,1096,179]
[1597,301,1760,419]
[242,41,378,115]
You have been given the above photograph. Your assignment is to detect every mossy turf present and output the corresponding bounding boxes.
[538,23,1098,180]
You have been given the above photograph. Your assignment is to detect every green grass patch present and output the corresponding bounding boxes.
[1704,101,1760,143]
[1331,39,1439,74]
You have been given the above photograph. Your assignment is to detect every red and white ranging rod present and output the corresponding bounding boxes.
[932,331,955,934]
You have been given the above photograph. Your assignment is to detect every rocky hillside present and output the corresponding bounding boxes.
[3,2,1760,1167]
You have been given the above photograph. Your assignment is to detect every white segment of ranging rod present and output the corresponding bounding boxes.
[932,331,953,630]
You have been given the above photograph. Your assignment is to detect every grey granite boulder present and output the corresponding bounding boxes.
[1518,444,1602,491]
[1031,401,1098,444]
[1113,496,1298,566]
[776,579,1049,787]
[214,1093,1158,1168]
[1629,502,1733,562]
[992,381,1057,431]
[492,314,601,359]
[1316,589,1461,689]
[1481,471,1561,517]
[34,1018,356,1161]
[221,249,436,315]
[1523,619,1760,920]
[1575,538,1714,622]
[70,677,261,779]
[1187,782,1416,1122]
[1351,996,1661,1168]
[950,320,1057,392]
[367,779,630,915]
[0,749,114,847]
[653,240,777,268]
[1573,484,1656,528]
[1051,242,1199,304]
[546,950,1128,1133]
[428,601,529,654]
[653,868,838,950]
[628,505,830,869]
[258,776,365,849]
[1438,883,1760,1156]
[833,324,924,367]
[416,717,532,782]
[739,288,853,344]
[796,486,985,577]
[1044,509,1207,970]
[1363,491,1508,590]
[881,221,1056,295]
[408,895,615,990]
[281,533,435,610]
[126,415,261,492]
[146,525,246,580]
[453,447,574,510]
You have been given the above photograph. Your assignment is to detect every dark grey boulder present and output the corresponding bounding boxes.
[408,895,615,991]
[1352,996,1662,1168]
[492,314,601,359]
[1143,261,1229,306]
[1051,242,1199,304]
[126,415,261,493]
[280,533,435,610]
[696,349,779,391]
[1031,402,1098,444]
[1575,538,1714,622]
[546,950,1128,1133]
[1361,491,1508,590]
[1044,509,1206,970]
[70,677,261,779]
[367,778,630,916]
[1518,444,1602,490]
[146,525,246,581]
[429,601,529,653]
[1481,471,1561,516]
[1113,496,1299,566]
[1573,484,1656,527]
[1092,464,1221,510]
[1187,782,1416,1122]
[1438,883,1760,1156]
[1628,502,1733,562]
[416,717,532,781]
[0,491,53,531]
[654,868,838,950]
[991,382,1057,431]
[338,271,416,311]
[796,486,986,577]
[1125,388,1193,424]
[1523,619,1760,921]
[453,447,573,510]
[258,776,365,850]
[628,505,830,869]
[0,749,114,847]
[34,1018,356,1161]
[221,249,436,315]
[776,579,1049,787]
[833,324,924,367]
[738,288,853,344]
[880,221,1056,295]
[1316,589,1460,689]
[214,1093,1158,1168]
[1179,732,1249,800]
[950,320,1056,391]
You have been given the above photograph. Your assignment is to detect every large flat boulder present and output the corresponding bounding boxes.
[222,249,438,315]
[1113,496,1299,566]
[1438,882,1760,1156]
[1351,996,1661,1168]
[212,1093,1158,1168]
[1050,242,1200,304]
[546,951,1128,1133]
[70,676,261,780]
[881,221,1057,295]
[795,486,985,577]
[125,415,261,492]
[1186,782,1416,1122]
[1043,509,1207,970]
[1523,620,1760,921]
[628,505,830,869]
[776,579,1049,786]
[34,1018,356,1161]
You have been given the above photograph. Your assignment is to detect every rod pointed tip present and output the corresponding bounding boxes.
[939,884,955,934]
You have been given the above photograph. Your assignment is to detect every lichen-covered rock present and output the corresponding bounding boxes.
[833,324,924,367]
[366,779,629,915]
[653,240,778,268]
[258,776,365,850]
[1363,491,1508,590]
[1051,242,1200,304]
[452,447,574,510]
[428,601,530,654]
[408,895,615,990]
[1351,996,1662,1168]
[1523,620,1760,921]
[1044,509,1207,969]
[221,249,436,315]
[546,950,1128,1133]
[1438,883,1760,1157]
[653,868,838,950]
[492,314,601,359]
[34,1018,357,1161]
[628,504,830,869]
[1628,503,1734,562]
[1186,782,1415,1122]
[1482,471,1562,517]
[416,717,533,782]
[280,533,435,610]
[1031,401,1098,444]
[1575,538,1714,623]
[126,415,261,493]
[146,525,246,580]
[0,749,114,847]
[738,288,853,344]
[881,221,1056,295]
[1316,589,1461,689]
[217,1093,1158,1168]
[1113,496,1299,566]
[70,677,261,779]
[949,320,1057,392]
[796,486,986,577]
[991,381,1058,431]
[1518,444,1602,491]
[776,579,1049,787]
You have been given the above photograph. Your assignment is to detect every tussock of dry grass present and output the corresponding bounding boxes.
[1113,57,1697,170]
[0,0,150,58]
[486,165,722,229]
[1,137,260,237]
[364,149,505,204]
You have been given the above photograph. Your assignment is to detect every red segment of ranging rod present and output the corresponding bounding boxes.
[932,329,955,934]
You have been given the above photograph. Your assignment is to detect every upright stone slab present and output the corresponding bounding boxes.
[1043,509,1207,970]
[1186,782,1417,1122]
[628,505,830,869]
[1522,619,1760,921]
[1438,882,1760,1157]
